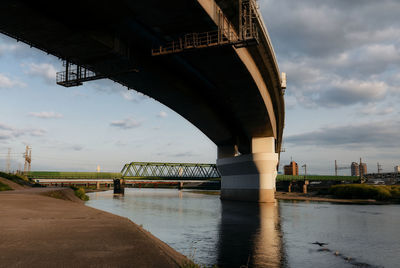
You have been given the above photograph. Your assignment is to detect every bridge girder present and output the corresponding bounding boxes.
[121,162,221,180]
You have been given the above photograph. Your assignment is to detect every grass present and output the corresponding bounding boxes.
[277,175,358,182]
[70,186,89,201]
[28,171,121,179]
[0,171,36,186]
[0,181,12,191]
[180,262,218,268]
[330,184,400,201]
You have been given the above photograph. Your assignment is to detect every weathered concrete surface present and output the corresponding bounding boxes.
[0,188,190,267]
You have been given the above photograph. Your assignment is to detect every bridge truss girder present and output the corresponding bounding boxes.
[121,162,221,180]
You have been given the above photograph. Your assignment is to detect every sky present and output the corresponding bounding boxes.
[0,0,399,175]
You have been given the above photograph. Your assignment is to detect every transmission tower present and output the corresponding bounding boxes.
[377,162,383,174]
[334,160,350,176]
[23,146,32,174]
[6,148,11,173]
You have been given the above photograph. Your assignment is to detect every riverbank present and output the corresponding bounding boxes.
[0,185,191,267]
[275,191,394,204]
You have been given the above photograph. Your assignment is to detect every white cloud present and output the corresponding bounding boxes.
[319,80,388,107]
[285,120,400,148]
[120,90,149,102]
[0,73,25,88]
[110,117,142,129]
[359,104,394,116]
[0,122,46,142]
[0,43,19,56]
[28,111,63,119]
[23,62,57,84]
[157,111,168,118]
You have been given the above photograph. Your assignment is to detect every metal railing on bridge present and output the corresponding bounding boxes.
[121,162,220,180]
[152,0,259,56]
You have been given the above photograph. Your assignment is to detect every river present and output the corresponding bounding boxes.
[86,189,400,267]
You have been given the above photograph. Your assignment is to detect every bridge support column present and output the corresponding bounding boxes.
[217,137,278,202]
[113,179,125,194]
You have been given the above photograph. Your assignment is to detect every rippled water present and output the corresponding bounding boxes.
[86,189,400,268]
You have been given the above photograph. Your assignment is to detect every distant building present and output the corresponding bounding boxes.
[351,162,367,177]
[395,166,400,173]
[284,161,298,175]
[351,162,359,176]
[360,163,367,177]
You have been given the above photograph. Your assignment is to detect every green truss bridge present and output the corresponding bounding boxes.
[121,162,221,180]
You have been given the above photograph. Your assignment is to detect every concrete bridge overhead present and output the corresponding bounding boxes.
[0,0,285,202]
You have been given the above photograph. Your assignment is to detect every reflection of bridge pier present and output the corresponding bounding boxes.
[217,200,282,267]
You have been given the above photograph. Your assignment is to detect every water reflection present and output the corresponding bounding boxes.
[217,201,282,268]
[87,189,399,268]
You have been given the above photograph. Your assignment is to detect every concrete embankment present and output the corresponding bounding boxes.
[0,184,191,267]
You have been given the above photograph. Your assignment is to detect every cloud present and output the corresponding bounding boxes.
[0,73,25,88]
[114,140,128,147]
[28,128,47,137]
[260,0,400,109]
[120,90,149,102]
[0,133,12,140]
[28,111,63,119]
[0,42,20,56]
[72,91,88,98]
[110,117,142,129]
[359,104,394,116]
[69,145,83,151]
[171,151,198,158]
[318,80,388,107]
[0,122,46,142]
[157,111,168,118]
[23,62,57,84]
[285,120,400,148]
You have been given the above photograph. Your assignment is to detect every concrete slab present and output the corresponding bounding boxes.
[0,188,190,267]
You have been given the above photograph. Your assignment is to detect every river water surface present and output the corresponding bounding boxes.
[86,189,400,267]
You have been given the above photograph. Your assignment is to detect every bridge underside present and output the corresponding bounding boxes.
[0,0,282,154]
[0,0,284,202]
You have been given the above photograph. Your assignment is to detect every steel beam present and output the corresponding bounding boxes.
[121,162,220,179]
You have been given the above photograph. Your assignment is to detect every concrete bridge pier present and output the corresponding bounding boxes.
[217,137,278,202]
[113,179,125,194]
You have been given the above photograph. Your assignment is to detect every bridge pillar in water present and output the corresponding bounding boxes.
[113,179,125,194]
[217,137,278,202]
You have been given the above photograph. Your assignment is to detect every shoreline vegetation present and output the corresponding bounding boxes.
[276,184,400,204]
[2,171,399,204]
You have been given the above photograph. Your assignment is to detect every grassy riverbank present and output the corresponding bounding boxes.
[0,171,36,186]
[70,186,89,201]
[330,184,400,201]
[0,181,12,191]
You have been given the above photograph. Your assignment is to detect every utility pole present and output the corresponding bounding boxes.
[302,164,307,179]
[335,160,337,176]
[334,160,351,176]
[377,162,383,174]
[6,148,11,173]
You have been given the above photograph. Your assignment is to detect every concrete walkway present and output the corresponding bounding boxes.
[0,187,190,267]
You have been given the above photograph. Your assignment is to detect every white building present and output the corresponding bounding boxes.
[394,166,400,173]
